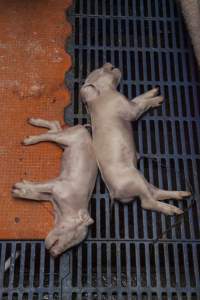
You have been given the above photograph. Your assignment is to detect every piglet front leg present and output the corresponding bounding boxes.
[12,180,55,201]
[28,118,62,132]
[123,88,164,121]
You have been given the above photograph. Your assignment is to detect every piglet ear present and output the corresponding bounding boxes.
[79,209,94,226]
[80,84,99,102]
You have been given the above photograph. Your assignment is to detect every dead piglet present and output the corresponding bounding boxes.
[12,118,97,256]
[80,63,191,215]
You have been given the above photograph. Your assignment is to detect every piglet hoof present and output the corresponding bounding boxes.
[22,180,31,184]
[150,96,164,108]
[141,199,184,215]
[27,117,37,125]
[13,182,25,189]
[12,189,19,198]
[12,188,26,198]
[149,87,159,98]
[17,180,32,188]
[166,204,184,215]
[161,203,184,215]
[23,136,36,145]
[176,191,192,200]
[13,181,32,190]
[151,87,159,96]
[144,87,159,98]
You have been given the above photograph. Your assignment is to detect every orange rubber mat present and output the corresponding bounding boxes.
[0,0,72,239]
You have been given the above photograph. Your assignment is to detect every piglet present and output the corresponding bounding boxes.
[80,63,191,215]
[12,118,97,256]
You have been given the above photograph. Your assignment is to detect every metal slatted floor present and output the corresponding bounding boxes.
[1,1,200,299]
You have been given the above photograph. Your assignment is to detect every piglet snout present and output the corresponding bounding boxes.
[46,238,61,257]
[49,246,60,257]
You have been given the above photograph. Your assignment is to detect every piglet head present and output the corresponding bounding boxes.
[80,63,121,103]
[45,209,94,257]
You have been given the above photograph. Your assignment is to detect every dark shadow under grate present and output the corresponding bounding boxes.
[1,0,200,299]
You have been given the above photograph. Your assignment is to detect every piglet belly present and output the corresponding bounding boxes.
[93,128,137,169]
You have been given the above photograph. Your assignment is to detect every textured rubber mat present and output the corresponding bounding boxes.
[0,0,72,239]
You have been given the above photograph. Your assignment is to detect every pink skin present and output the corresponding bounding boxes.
[12,118,97,257]
[80,63,191,215]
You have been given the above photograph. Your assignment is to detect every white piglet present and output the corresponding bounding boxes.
[80,63,191,215]
[12,118,97,257]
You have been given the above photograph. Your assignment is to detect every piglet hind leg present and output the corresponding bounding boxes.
[141,183,191,215]
[118,172,190,215]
